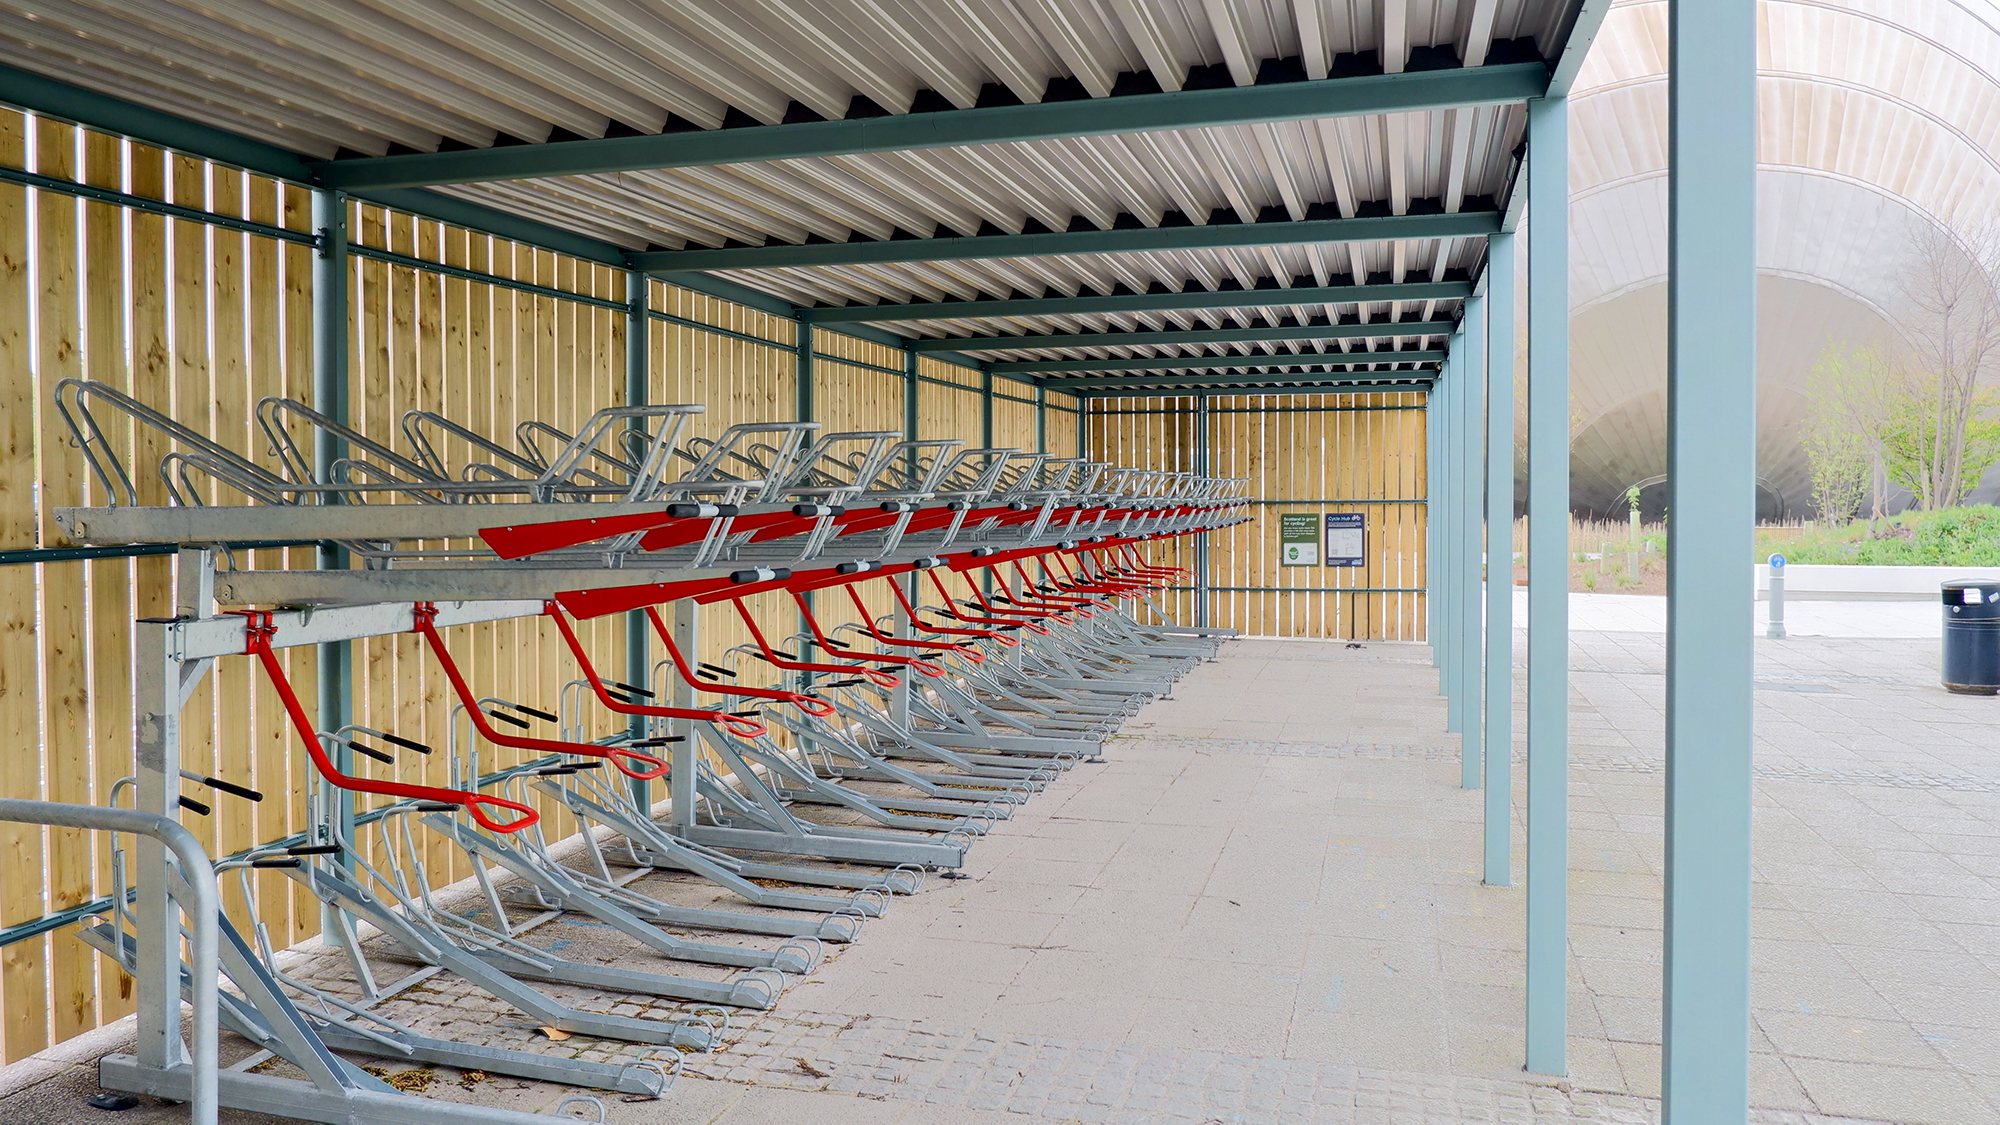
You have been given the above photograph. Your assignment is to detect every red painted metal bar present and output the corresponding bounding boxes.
[231,610,540,834]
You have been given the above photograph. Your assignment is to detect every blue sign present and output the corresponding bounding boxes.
[1324,513,1366,567]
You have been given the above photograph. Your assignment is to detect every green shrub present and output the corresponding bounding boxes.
[1756,506,2000,566]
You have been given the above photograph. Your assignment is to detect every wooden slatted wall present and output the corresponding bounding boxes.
[1086,391,1428,641]
[0,109,1026,1058]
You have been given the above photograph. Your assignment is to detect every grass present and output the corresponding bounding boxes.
[1753,506,2000,566]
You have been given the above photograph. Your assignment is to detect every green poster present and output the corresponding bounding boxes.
[1279,513,1319,567]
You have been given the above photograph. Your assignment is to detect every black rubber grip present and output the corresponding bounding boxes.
[416,801,459,812]
[178,795,211,817]
[201,776,265,803]
[347,741,395,765]
[631,736,686,747]
[919,653,944,659]
[697,663,737,679]
[535,766,579,776]
[696,669,720,679]
[485,709,531,729]
[287,845,342,856]
[513,704,560,723]
[570,761,604,770]
[824,679,865,688]
[728,709,762,718]
[379,733,433,755]
[604,691,634,705]
[251,858,302,869]
[608,680,655,698]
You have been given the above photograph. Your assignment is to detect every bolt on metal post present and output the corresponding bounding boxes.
[1766,554,1786,640]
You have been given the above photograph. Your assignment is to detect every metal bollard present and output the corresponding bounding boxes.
[1766,553,1786,640]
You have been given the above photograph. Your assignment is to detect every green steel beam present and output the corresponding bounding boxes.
[1547,0,1618,98]
[633,211,1499,273]
[316,64,1550,191]
[1076,378,1430,400]
[809,280,1470,324]
[0,61,629,266]
[1049,367,1438,391]
[994,348,1445,375]
[910,318,1454,353]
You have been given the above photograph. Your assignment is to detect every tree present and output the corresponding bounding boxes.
[1886,387,2000,508]
[1894,220,2000,509]
[1800,342,1896,523]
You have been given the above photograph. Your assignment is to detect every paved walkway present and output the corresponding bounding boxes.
[4,600,1994,1124]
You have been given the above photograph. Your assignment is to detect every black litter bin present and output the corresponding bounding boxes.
[1942,580,2000,695]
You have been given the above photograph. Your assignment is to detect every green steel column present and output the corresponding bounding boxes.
[1194,393,1211,629]
[1524,94,1571,1077]
[903,346,919,477]
[310,186,353,941]
[1484,231,1518,887]
[796,311,814,659]
[1448,346,1464,720]
[982,371,994,598]
[625,267,650,809]
[1663,2,1757,1118]
[1035,384,1047,453]
[1426,387,1439,664]
[1459,309,1487,792]
[1077,398,1087,458]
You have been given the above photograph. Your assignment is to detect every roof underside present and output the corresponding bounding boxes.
[0,0,1600,393]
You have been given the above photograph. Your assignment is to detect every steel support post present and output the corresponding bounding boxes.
[1448,346,1464,720]
[132,621,184,1074]
[1194,393,1212,629]
[795,312,815,657]
[1035,384,1047,453]
[1426,388,1440,662]
[665,599,700,828]
[1459,307,1487,791]
[1484,231,1518,887]
[625,267,651,809]
[309,187,353,941]
[1524,93,1571,1077]
[903,346,920,479]
[1662,3,1757,1118]
[981,371,994,598]
[1077,400,1088,459]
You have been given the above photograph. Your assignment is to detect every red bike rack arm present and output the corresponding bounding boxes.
[542,603,770,736]
[727,598,904,688]
[839,582,983,663]
[788,589,948,678]
[882,571,1018,647]
[409,604,668,781]
[230,611,540,835]
[639,605,836,716]
[923,569,1052,634]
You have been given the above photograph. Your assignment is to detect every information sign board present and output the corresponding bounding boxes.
[1324,513,1366,567]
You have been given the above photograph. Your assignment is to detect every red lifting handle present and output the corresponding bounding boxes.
[839,584,983,664]
[640,606,838,717]
[229,611,540,835]
[883,573,1017,647]
[791,590,946,678]
[542,603,772,737]
[409,604,669,781]
[731,599,906,687]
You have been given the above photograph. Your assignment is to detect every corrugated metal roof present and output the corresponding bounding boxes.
[0,0,1607,389]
